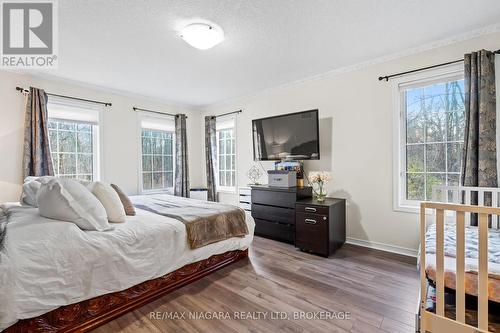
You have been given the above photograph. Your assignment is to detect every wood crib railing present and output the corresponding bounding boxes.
[420,201,498,333]
[432,185,500,229]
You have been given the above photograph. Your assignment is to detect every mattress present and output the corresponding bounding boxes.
[0,199,255,330]
[424,222,500,303]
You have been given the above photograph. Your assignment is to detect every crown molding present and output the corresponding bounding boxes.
[204,23,500,110]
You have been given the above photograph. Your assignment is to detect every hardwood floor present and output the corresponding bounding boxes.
[92,237,419,333]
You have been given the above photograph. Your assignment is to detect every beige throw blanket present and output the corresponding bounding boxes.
[131,195,248,249]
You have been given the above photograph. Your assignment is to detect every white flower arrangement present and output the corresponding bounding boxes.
[307,171,331,201]
[308,171,331,184]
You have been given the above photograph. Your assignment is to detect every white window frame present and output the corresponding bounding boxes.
[216,115,237,193]
[47,97,103,181]
[137,112,176,194]
[392,64,464,213]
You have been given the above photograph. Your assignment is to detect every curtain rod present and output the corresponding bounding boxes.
[378,49,500,82]
[15,87,112,106]
[211,110,242,119]
[132,107,187,118]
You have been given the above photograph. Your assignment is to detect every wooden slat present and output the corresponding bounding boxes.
[420,203,427,332]
[492,191,498,208]
[465,190,471,205]
[452,188,459,204]
[423,311,490,333]
[460,186,500,192]
[465,191,472,227]
[455,211,465,324]
[463,190,471,226]
[478,213,489,331]
[435,208,445,317]
[492,191,499,229]
[478,190,485,206]
[421,202,500,215]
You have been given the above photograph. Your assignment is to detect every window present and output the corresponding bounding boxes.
[47,98,101,181]
[216,116,237,191]
[139,114,175,192]
[395,69,465,210]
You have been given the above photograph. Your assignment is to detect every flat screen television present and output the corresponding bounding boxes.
[252,109,320,161]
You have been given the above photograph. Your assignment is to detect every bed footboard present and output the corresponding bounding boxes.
[420,202,497,333]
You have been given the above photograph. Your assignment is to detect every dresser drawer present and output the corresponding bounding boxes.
[254,218,295,244]
[251,204,295,224]
[295,203,329,215]
[295,212,328,255]
[251,189,296,208]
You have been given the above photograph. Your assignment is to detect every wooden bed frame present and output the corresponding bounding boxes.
[419,201,496,333]
[4,249,248,333]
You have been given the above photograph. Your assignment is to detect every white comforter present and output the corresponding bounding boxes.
[0,201,255,330]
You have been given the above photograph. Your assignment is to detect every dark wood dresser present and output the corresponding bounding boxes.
[295,198,346,257]
[251,185,312,244]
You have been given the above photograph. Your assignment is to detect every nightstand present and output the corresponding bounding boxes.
[295,198,346,257]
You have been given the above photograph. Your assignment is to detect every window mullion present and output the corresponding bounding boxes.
[422,88,428,201]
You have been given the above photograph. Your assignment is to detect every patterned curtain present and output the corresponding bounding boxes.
[461,50,497,223]
[22,87,54,179]
[174,114,190,197]
[205,116,218,202]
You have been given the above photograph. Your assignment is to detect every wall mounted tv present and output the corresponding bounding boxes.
[252,109,320,161]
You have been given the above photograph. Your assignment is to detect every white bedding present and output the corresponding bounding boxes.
[0,199,255,330]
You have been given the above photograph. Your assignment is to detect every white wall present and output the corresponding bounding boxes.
[0,71,203,202]
[201,31,500,254]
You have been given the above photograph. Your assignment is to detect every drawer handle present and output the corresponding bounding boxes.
[305,207,316,212]
[305,219,317,224]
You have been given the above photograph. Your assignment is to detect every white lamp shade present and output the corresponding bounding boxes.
[180,23,224,50]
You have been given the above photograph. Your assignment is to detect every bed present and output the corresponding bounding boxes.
[422,221,500,332]
[424,222,500,303]
[419,190,500,333]
[0,194,255,332]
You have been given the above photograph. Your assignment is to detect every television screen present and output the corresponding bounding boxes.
[252,110,320,161]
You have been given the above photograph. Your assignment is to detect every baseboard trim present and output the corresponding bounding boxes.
[346,237,418,258]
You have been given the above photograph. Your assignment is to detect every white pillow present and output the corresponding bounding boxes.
[86,181,126,223]
[20,181,41,207]
[37,178,111,231]
[20,176,55,207]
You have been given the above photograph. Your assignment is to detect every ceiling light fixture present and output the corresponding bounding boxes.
[180,23,224,50]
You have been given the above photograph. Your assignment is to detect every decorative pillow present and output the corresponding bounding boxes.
[20,181,41,207]
[75,179,92,187]
[110,184,136,216]
[87,182,126,223]
[20,176,55,207]
[37,178,111,231]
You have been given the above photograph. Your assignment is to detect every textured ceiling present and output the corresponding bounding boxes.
[50,0,500,106]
